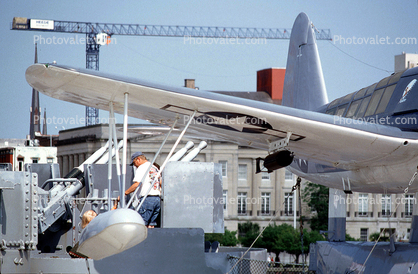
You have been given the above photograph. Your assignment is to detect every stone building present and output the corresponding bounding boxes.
[56,123,302,233]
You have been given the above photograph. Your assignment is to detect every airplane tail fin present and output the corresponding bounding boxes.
[282,12,328,110]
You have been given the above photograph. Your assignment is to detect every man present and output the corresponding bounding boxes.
[125,152,161,228]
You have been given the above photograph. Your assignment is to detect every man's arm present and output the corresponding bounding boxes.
[125,182,139,195]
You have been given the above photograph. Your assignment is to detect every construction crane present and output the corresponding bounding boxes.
[11,17,332,126]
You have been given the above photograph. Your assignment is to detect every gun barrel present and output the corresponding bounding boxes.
[96,140,124,164]
[181,141,207,162]
[169,141,194,162]
[78,141,110,172]
[62,141,111,188]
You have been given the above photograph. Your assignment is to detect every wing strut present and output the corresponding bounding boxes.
[109,102,123,210]
[107,102,114,210]
[135,111,198,212]
[121,93,129,208]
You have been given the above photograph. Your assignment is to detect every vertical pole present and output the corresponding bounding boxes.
[107,102,114,211]
[121,93,128,208]
[110,104,122,209]
[409,192,418,243]
[328,188,346,241]
[297,178,305,270]
[293,174,297,229]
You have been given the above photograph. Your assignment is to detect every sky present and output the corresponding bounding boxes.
[1,0,418,139]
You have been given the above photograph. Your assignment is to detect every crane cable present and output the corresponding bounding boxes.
[327,41,391,74]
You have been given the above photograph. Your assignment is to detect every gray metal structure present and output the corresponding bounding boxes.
[162,161,224,233]
[0,160,264,273]
[310,241,418,273]
[309,188,418,273]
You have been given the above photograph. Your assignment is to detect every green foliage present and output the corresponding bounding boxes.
[238,222,262,247]
[303,182,329,231]
[238,222,325,263]
[205,229,238,246]
[369,232,390,242]
[273,224,323,263]
[345,233,358,241]
[222,229,239,246]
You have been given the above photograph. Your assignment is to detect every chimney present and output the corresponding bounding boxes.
[184,79,195,89]
[256,68,285,105]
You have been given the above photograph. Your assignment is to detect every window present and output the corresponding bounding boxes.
[405,195,414,217]
[32,157,39,164]
[325,108,336,115]
[354,96,371,119]
[285,169,293,181]
[328,98,341,109]
[284,192,293,216]
[335,104,348,116]
[364,88,385,117]
[261,171,270,180]
[340,92,355,104]
[219,161,227,177]
[375,85,396,114]
[365,83,377,95]
[358,194,368,216]
[261,192,270,214]
[354,87,367,100]
[47,157,54,163]
[388,70,404,85]
[381,194,391,217]
[238,192,247,214]
[376,75,392,89]
[17,156,24,171]
[360,228,368,241]
[238,164,247,180]
[345,99,362,118]
[223,190,228,211]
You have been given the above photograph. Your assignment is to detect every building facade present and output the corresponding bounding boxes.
[345,192,414,241]
[54,128,416,241]
[55,124,302,233]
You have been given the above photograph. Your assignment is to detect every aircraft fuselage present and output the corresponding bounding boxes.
[289,67,418,193]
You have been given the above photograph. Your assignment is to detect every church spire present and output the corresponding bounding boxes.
[29,43,40,139]
[42,108,47,135]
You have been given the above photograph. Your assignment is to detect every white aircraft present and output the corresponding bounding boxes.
[25,12,418,194]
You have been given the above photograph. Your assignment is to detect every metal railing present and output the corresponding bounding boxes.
[228,255,313,274]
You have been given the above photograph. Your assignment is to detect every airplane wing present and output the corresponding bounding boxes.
[26,64,418,170]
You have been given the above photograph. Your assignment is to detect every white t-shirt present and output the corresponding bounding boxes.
[133,161,161,197]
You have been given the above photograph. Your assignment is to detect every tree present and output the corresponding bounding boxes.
[303,182,329,231]
[270,224,324,264]
[238,222,263,247]
[274,224,302,263]
[222,229,239,246]
[369,231,390,242]
[346,233,358,241]
[260,223,290,261]
[205,229,238,246]
[236,222,325,263]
